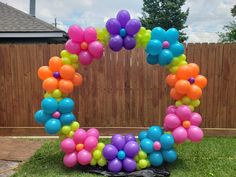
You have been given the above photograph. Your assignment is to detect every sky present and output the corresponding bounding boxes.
[0,0,235,42]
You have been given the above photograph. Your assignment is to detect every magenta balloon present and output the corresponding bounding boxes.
[111,134,126,150]
[164,114,181,130]
[123,36,136,50]
[79,51,93,65]
[122,157,136,172]
[65,39,80,54]
[108,158,122,173]
[166,105,176,114]
[125,19,141,35]
[103,144,118,160]
[187,125,203,142]
[87,128,99,139]
[73,128,87,144]
[84,27,97,43]
[125,134,136,143]
[63,152,77,168]
[190,112,202,126]
[60,138,76,154]
[109,35,123,52]
[172,126,188,144]
[68,25,84,42]
[176,105,192,121]
[116,10,131,28]
[106,18,121,35]
[77,149,92,165]
[124,141,139,158]
[84,136,98,151]
[88,41,104,59]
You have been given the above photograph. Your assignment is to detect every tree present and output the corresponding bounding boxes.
[218,5,236,43]
[140,0,189,42]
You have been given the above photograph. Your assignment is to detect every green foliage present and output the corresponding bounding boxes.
[140,0,189,42]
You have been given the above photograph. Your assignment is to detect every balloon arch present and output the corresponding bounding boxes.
[35,10,207,173]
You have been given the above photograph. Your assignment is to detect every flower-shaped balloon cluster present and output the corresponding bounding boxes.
[164,105,204,144]
[38,57,83,95]
[166,63,207,101]
[65,25,104,66]
[60,128,99,167]
[34,98,75,134]
[102,134,139,173]
[166,54,187,73]
[139,126,177,167]
[146,27,184,66]
[135,27,151,48]
[60,50,79,70]
[106,10,141,51]
[90,142,107,167]
[96,28,110,46]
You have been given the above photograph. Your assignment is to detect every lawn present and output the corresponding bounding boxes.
[12,137,236,177]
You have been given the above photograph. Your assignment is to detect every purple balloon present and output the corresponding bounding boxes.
[102,144,118,160]
[125,19,141,35]
[108,158,122,173]
[122,157,137,172]
[125,134,136,143]
[106,18,121,35]
[111,134,126,150]
[109,35,123,51]
[124,141,139,158]
[123,36,136,50]
[116,10,131,28]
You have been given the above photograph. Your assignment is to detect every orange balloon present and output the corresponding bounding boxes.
[176,65,192,80]
[59,79,74,94]
[38,66,52,80]
[49,56,62,72]
[170,88,184,100]
[166,74,178,87]
[188,63,199,77]
[72,73,83,86]
[60,65,75,80]
[195,75,207,88]
[175,80,191,94]
[187,85,202,99]
[42,77,58,92]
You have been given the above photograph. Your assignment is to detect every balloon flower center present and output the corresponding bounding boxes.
[183,120,191,129]
[153,141,161,151]
[162,41,170,49]
[117,150,126,160]
[81,42,88,50]
[119,28,127,38]
[188,77,195,84]
[52,111,60,118]
[53,72,60,79]
[76,144,84,151]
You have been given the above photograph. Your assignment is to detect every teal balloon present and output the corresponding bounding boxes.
[146,40,162,55]
[45,118,61,134]
[41,98,58,114]
[166,28,179,44]
[160,134,174,150]
[158,49,173,66]
[117,150,126,160]
[149,152,163,167]
[138,130,148,141]
[58,98,74,114]
[140,138,153,153]
[34,110,50,124]
[151,27,165,41]
[169,42,184,57]
[60,113,76,125]
[119,28,126,37]
[146,54,158,65]
[162,149,177,163]
[147,126,163,141]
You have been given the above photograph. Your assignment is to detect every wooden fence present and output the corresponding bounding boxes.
[0,43,236,136]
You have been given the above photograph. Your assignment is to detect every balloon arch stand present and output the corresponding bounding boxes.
[35,10,207,175]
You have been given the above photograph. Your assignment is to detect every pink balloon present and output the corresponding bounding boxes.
[77,149,92,165]
[166,105,176,114]
[63,152,77,167]
[176,105,192,121]
[65,39,80,54]
[87,128,99,139]
[73,128,87,144]
[190,112,202,126]
[164,114,181,130]
[68,25,84,42]
[84,136,98,151]
[163,123,170,131]
[187,126,204,142]
[84,27,97,43]
[172,126,188,144]
[79,51,93,65]
[88,41,104,59]
[60,138,76,154]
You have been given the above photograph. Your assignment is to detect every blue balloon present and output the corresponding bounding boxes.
[162,149,177,163]
[117,150,126,160]
[147,126,163,141]
[151,27,166,41]
[158,49,173,66]
[58,98,74,114]
[138,130,148,141]
[119,28,126,37]
[149,152,163,167]
[34,110,50,124]
[60,113,76,125]
[41,98,58,114]
[146,54,158,65]
[166,28,179,44]
[169,42,184,57]
[140,138,153,153]
[160,134,175,150]
[45,118,61,134]
[146,40,162,55]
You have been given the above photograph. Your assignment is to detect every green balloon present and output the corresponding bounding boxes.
[70,54,78,63]
[182,96,191,105]
[62,57,71,65]
[97,143,105,151]
[60,50,70,58]
[44,92,52,98]
[175,100,183,107]
[138,150,147,159]
[52,89,62,98]
[138,159,148,169]
[70,121,80,131]
[97,157,106,167]
[61,126,71,135]
[90,158,97,166]
[93,150,102,160]
[191,99,200,107]
[134,155,139,162]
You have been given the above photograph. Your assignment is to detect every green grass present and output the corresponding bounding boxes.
[12,137,236,177]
